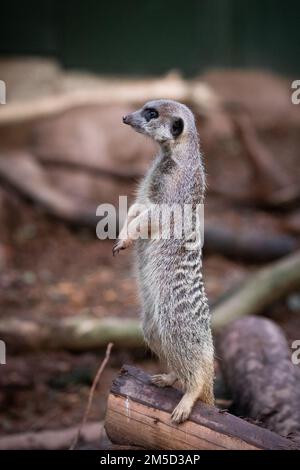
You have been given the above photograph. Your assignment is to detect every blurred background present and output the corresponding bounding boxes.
[0,0,300,449]
[1,0,300,75]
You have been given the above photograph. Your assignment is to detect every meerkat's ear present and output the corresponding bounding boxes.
[171,117,184,137]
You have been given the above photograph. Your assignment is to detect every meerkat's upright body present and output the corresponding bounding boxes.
[114,100,214,423]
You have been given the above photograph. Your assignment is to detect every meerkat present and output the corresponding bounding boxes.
[113,99,214,423]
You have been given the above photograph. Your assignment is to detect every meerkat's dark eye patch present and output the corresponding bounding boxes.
[142,107,159,122]
[171,117,184,137]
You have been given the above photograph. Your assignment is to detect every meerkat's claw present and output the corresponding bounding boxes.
[171,402,192,424]
[151,374,169,387]
[112,242,122,256]
[112,239,132,256]
[151,372,177,388]
[151,374,171,388]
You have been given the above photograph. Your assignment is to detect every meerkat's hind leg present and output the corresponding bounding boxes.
[151,371,177,388]
[171,374,207,424]
[171,388,199,424]
[171,362,215,423]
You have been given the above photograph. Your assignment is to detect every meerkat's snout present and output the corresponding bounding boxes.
[122,111,143,132]
[122,114,131,124]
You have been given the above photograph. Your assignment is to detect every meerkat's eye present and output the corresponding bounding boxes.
[171,117,184,137]
[142,107,159,122]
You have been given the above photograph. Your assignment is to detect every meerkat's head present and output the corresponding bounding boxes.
[122,99,197,147]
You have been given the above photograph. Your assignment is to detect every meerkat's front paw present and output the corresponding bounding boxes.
[151,373,176,388]
[112,238,132,256]
[171,401,192,424]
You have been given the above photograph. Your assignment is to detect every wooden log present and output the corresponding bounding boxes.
[105,365,297,450]
[217,316,300,440]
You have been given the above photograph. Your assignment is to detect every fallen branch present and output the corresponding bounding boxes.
[217,316,300,439]
[0,422,103,450]
[204,225,297,263]
[0,152,97,226]
[70,342,113,450]
[0,316,143,351]
[105,365,297,450]
[0,75,218,126]
[212,250,300,332]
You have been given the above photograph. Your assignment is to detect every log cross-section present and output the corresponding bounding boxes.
[105,365,297,450]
